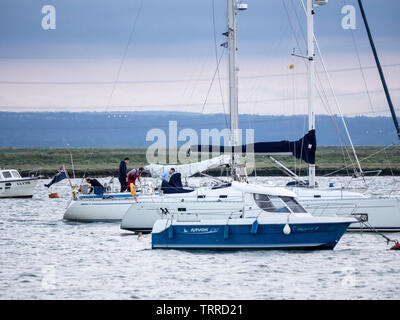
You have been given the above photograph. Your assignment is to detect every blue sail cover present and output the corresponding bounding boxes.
[190,130,316,164]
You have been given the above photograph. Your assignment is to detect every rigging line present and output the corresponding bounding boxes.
[357,0,400,140]
[292,0,356,172]
[212,0,228,128]
[81,136,99,181]
[289,0,308,177]
[87,1,143,179]
[294,0,356,171]
[104,0,144,112]
[299,0,363,176]
[314,38,364,175]
[344,0,375,115]
[201,47,226,114]
[2,64,398,85]
[315,79,356,174]
[186,51,212,110]
[290,0,307,47]
[323,143,398,177]
[383,144,396,180]
[240,7,290,124]
[282,0,338,126]
[282,0,356,172]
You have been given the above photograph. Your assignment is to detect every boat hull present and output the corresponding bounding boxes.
[0,178,38,199]
[121,198,243,233]
[64,198,134,222]
[121,184,400,232]
[302,197,400,232]
[152,220,352,250]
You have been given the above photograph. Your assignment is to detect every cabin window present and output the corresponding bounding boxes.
[280,196,307,213]
[2,171,12,179]
[253,193,290,213]
[11,171,21,178]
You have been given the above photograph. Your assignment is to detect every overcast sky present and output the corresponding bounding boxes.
[0,0,399,116]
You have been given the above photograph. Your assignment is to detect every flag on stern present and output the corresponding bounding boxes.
[45,166,67,188]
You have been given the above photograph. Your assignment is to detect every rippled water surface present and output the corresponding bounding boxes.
[1,176,400,299]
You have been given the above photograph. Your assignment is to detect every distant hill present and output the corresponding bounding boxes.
[0,111,398,147]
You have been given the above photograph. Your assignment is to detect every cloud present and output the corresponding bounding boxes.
[0,51,399,117]
[0,0,399,116]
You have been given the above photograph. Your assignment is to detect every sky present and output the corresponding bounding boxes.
[0,0,399,117]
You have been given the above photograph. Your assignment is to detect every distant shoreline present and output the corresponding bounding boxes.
[1,146,399,177]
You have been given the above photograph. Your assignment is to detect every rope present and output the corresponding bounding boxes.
[104,0,144,112]
[282,0,357,175]
[344,0,375,116]
[81,2,144,179]
[200,47,226,113]
[323,143,398,177]
[361,221,399,246]
[288,0,357,173]
[212,0,229,128]
[300,0,364,178]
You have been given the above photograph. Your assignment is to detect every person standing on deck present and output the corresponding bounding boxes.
[127,167,144,190]
[118,157,129,192]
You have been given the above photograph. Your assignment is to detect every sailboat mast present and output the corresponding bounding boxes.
[357,0,400,140]
[306,0,316,188]
[227,0,239,176]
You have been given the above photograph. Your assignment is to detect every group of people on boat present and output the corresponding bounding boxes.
[84,157,187,195]
[118,157,144,192]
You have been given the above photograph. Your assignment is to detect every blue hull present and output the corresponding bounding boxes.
[152,222,351,250]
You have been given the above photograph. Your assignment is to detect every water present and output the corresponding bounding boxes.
[1,176,400,299]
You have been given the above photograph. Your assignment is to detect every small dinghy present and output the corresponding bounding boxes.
[151,182,356,250]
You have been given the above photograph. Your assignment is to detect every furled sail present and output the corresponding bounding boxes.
[144,155,231,178]
[189,130,316,164]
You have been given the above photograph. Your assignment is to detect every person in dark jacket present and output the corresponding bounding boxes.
[118,157,130,192]
[85,178,104,194]
[160,168,192,194]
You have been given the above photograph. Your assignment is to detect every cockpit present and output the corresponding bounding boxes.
[253,193,307,213]
[0,170,21,180]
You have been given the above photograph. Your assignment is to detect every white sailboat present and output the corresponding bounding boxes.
[278,0,400,231]
[121,0,400,233]
[63,156,230,222]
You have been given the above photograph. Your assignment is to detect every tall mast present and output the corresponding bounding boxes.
[228,0,239,146]
[357,0,400,140]
[227,0,240,178]
[306,0,316,188]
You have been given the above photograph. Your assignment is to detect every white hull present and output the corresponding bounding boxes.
[121,184,400,232]
[302,197,400,231]
[64,197,135,222]
[292,187,400,231]
[0,178,38,198]
[121,187,245,233]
